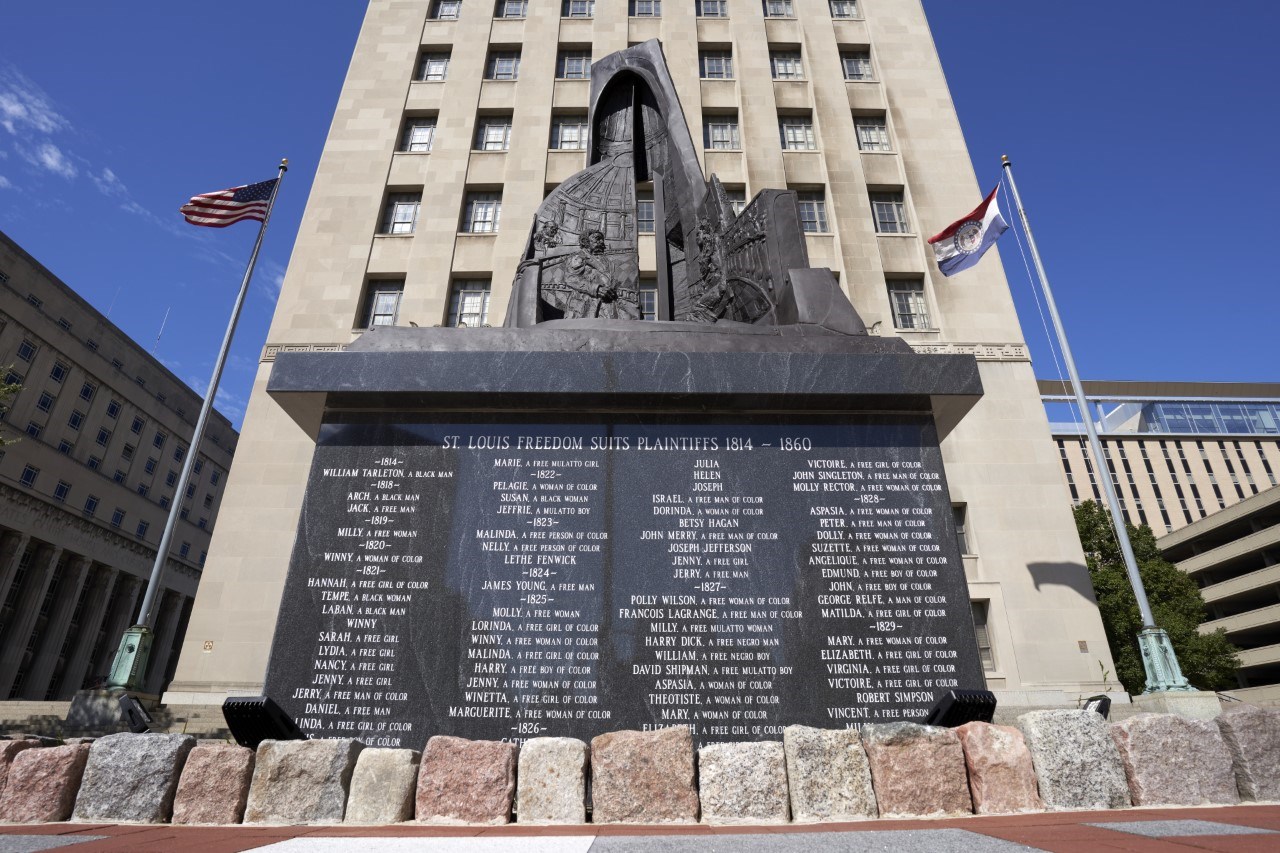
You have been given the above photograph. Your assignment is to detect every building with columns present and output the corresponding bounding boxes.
[166,0,1119,709]
[0,230,237,700]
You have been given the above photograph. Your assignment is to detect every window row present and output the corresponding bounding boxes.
[397,111,890,154]
[415,46,875,83]
[437,0,860,21]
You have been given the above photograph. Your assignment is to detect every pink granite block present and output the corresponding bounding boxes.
[172,743,256,825]
[0,744,90,823]
[415,736,516,825]
[955,721,1043,814]
[591,727,700,824]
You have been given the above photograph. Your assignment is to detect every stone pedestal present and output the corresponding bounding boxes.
[515,737,587,824]
[955,722,1043,814]
[782,726,876,822]
[698,741,789,824]
[416,736,516,825]
[346,748,420,824]
[861,723,971,817]
[590,727,700,824]
[0,744,91,823]
[172,743,256,825]
[1017,710,1129,810]
[1111,713,1238,806]
[244,738,363,825]
[1131,690,1223,721]
[72,732,194,823]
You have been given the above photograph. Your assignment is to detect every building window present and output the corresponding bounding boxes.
[36,391,54,412]
[496,0,526,17]
[4,370,22,386]
[198,517,208,530]
[639,279,657,320]
[122,443,135,461]
[361,281,404,329]
[462,191,502,233]
[57,317,71,331]
[159,495,171,509]
[475,117,513,151]
[971,601,996,672]
[484,50,521,81]
[166,470,178,487]
[562,0,594,17]
[57,440,72,454]
[113,469,126,484]
[54,480,70,502]
[19,465,38,488]
[49,361,68,383]
[84,495,99,516]
[79,381,95,401]
[830,0,859,18]
[194,459,204,475]
[888,280,931,330]
[180,507,189,520]
[68,410,84,430]
[179,541,191,558]
[110,508,125,529]
[796,190,828,233]
[841,49,874,81]
[697,0,727,16]
[417,51,451,82]
[854,115,891,151]
[203,494,214,509]
[145,457,157,474]
[137,483,148,497]
[24,421,41,439]
[153,431,167,449]
[96,427,111,447]
[111,357,124,370]
[699,50,734,80]
[136,520,150,539]
[174,445,188,463]
[199,551,207,567]
[703,114,741,150]
[186,482,196,499]
[556,50,591,80]
[211,470,221,486]
[27,293,42,308]
[871,191,910,233]
[764,0,794,14]
[447,280,492,327]
[630,0,660,16]
[401,117,436,152]
[780,114,816,150]
[87,456,101,471]
[551,115,589,150]
[381,193,421,234]
[86,339,99,352]
[724,187,747,216]
[430,0,461,20]
[953,505,971,554]
[16,340,37,362]
[106,399,121,419]
[637,191,655,234]
[770,50,804,79]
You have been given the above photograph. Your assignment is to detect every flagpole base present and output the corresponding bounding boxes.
[105,625,153,692]
[1138,627,1196,693]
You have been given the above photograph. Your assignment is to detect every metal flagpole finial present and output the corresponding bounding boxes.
[280,158,289,171]
[1002,154,1011,167]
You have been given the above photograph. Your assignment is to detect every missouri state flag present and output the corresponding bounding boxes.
[928,186,1009,277]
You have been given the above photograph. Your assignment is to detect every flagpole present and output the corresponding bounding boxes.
[1001,154,1192,694]
[107,159,289,693]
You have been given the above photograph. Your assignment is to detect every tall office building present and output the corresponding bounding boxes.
[167,0,1117,708]
[0,230,237,700]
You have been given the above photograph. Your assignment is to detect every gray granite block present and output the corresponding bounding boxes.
[72,732,194,823]
[243,738,363,825]
[1110,713,1238,806]
[1215,703,1280,801]
[345,747,419,824]
[698,741,789,824]
[782,726,876,821]
[1016,710,1129,810]
[515,737,587,824]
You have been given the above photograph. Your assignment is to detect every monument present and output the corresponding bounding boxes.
[261,42,987,747]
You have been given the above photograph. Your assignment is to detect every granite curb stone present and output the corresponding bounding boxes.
[861,723,972,817]
[590,726,700,824]
[346,747,420,824]
[955,721,1043,814]
[1215,704,1280,801]
[1110,713,1238,806]
[72,732,194,823]
[515,737,587,824]
[416,736,516,825]
[783,725,877,822]
[0,740,41,794]
[172,743,256,825]
[1017,710,1130,810]
[698,741,790,824]
[244,738,363,825]
[0,743,90,823]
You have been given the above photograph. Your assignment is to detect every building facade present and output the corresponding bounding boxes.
[1042,379,1280,700]
[0,230,237,700]
[167,0,1118,707]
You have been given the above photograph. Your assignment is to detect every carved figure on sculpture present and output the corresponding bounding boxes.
[539,230,640,320]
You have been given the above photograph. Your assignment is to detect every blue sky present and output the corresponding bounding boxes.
[1,2,1276,429]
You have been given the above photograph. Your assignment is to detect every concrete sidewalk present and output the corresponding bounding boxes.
[1,805,1278,853]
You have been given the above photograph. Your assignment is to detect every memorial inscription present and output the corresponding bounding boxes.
[264,416,985,747]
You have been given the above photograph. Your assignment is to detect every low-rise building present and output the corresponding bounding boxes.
[0,229,238,700]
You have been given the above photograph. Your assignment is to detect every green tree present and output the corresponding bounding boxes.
[1074,500,1239,694]
[0,368,19,446]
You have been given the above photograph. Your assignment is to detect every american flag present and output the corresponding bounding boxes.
[180,178,278,228]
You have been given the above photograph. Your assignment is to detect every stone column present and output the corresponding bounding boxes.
[88,574,142,685]
[143,591,185,695]
[0,546,63,698]
[55,566,118,697]
[23,555,91,701]
[0,533,32,608]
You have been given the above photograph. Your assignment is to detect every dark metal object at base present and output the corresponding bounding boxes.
[922,690,998,727]
[118,694,153,734]
[222,696,304,749]
[1083,695,1112,719]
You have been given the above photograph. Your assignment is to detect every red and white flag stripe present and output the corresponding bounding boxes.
[180,179,277,229]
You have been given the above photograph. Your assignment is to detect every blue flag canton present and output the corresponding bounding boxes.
[232,179,278,203]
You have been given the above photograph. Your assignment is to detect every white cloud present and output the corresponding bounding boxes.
[0,175,11,190]
[22,141,76,178]
[0,67,67,136]
[92,166,126,197]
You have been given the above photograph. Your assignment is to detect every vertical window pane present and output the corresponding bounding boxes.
[463,192,503,233]
[971,601,996,671]
[770,51,804,79]
[485,50,521,80]
[562,0,594,17]
[830,0,859,18]
[888,280,930,329]
[476,118,513,150]
[854,116,890,151]
[700,51,734,79]
[557,50,592,79]
[382,193,421,234]
[764,0,793,16]
[697,0,727,16]
[637,192,655,234]
[402,118,437,152]
[418,52,450,81]
[780,116,816,150]
[497,0,526,17]
[448,280,492,327]
[871,191,909,233]
[630,0,661,16]
[841,50,873,80]
[796,191,827,233]
[703,115,741,149]
[551,116,589,149]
